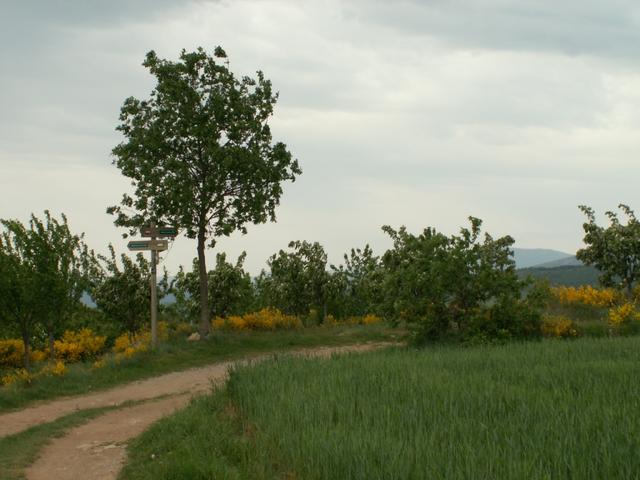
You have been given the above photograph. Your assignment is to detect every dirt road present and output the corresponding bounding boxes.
[3,342,390,480]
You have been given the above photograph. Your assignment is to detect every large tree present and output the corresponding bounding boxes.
[577,204,640,297]
[108,47,301,336]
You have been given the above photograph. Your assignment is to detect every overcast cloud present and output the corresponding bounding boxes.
[1,0,639,274]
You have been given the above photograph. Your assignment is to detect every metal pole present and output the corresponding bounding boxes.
[150,222,158,348]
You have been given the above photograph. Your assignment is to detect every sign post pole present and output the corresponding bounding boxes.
[128,224,175,349]
[150,222,158,348]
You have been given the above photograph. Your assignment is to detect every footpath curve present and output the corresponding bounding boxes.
[1,342,392,480]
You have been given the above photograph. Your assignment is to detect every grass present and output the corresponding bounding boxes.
[123,336,640,479]
[0,406,114,480]
[0,325,397,413]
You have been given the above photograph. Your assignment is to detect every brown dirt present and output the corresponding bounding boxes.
[3,342,392,480]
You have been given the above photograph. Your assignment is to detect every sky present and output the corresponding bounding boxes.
[1,0,640,275]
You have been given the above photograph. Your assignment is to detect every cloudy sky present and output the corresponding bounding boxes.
[1,0,640,274]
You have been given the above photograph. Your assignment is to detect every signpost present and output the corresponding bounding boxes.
[127,223,177,348]
[141,226,178,238]
[127,240,169,251]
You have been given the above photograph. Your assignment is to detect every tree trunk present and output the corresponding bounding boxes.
[197,230,210,338]
[21,322,31,371]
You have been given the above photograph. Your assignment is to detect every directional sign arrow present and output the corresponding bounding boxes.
[127,239,169,251]
[141,226,178,238]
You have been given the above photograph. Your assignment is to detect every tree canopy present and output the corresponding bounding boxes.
[108,47,301,336]
[0,212,93,366]
[577,204,640,297]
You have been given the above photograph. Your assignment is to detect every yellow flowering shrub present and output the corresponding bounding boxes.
[552,286,619,308]
[361,314,382,325]
[1,368,32,387]
[212,308,302,331]
[608,302,640,327]
[112,322,167,360]
[92,359,106,370]
[0,339,47,368]
[31,350,48,362]
[326,313,379,326]
[38,360,67,377]
[541,315,579,338]
[54,329,106,362]
[0,339,26,368]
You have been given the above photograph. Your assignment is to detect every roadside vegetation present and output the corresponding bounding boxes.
[123,336,640,480]
[0,324,394,412]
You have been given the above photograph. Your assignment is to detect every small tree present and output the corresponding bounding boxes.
[172,251,254,322]
[330,245,383,317]
[108,47,301,337]
[381,218,540,343]
[577,204,640,298]
[92,246,152,338]
[27,212,94,359]
[0,212,93,364]
[266,241,330,322]
[0,222,39,369]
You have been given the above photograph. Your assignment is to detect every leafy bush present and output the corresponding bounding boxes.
[541,315,580,338]
[380,217,542,344]
[552,285,619,308]
[212,308,302,331]
[54,329,106,362]
[112,322,170,359]
[325,314,383,326]
[608,302,640,327]
[0,340,47,368]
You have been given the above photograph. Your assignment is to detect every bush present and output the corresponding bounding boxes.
[0,339,47,368]
[552,286,620,308]
[326,314,383,326]
[112,322,170,360]
[212,308,302,331]
[54,328,107,362]
[541,315,580,338]
[381,218,542,344]
[608,302,640,328]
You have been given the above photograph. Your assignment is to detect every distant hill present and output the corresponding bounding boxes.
[533,256,582,269]
[512,248,575,269]
[517,265,600,287]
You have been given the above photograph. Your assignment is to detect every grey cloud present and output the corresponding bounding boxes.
[354,0,640,59]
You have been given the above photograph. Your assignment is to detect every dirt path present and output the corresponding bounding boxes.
[8,342,391,480]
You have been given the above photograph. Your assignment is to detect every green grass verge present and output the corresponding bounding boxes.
[0,325,397,413]
[0,406,114,480]
[122,336,640,479]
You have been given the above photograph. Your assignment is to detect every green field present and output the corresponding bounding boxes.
[122,337,640,479]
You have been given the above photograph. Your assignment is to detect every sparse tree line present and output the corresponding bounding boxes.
[4,203,639,370]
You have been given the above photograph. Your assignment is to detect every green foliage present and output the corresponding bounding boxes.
[261,241,330,322]
[380,217,541,343]
[172,252,254,320]
[329,245,384,317]
[91,245,158,337]
[577,204,640,296]
[108,46,301,337]
[0,212,94,366]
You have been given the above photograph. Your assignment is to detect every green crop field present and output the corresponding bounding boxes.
[123,336,640,479]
